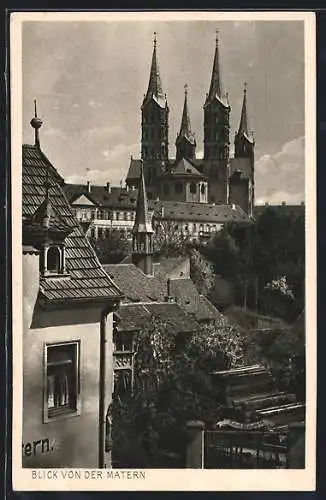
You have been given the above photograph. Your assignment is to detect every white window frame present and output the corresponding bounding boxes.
[43,340,81,423]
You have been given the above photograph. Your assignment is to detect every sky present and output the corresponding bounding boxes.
[22,18,305,204]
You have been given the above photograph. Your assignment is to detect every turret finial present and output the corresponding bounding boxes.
[244,81,248,94]
[30,99,43,148]
[216,29,219,46]
[154,32,157,48]
[184,83,188,96]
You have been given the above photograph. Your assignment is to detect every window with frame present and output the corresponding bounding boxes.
[46,246,61,273]
[45,341,80,421]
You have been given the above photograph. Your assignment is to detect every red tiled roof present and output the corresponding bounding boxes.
[22,144,123,304]
[116,302,198,334]
[103,262,221,323]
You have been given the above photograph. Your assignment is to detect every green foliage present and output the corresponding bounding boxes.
[112,315,245,467]
[89,229,131,264]
[189,248,215,296]
[202,207,305,321]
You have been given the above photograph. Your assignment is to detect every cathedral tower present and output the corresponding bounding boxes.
[141,33,169,162]
[132,161,154,276]
[230,83,255,215]
[203,31,231,161]
[175,84,196,162]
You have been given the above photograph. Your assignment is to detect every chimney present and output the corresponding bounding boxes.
[301,201,304,206]
[106,182,111,193]
[165,278,174,303]
[87,181,91,193]
[265,201,269,206]
[282,201,286,206]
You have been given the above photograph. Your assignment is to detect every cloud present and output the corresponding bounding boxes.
[43,127,67,140]
[255,136,304,204]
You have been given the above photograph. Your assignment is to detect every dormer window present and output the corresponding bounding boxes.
[47,246,61,273]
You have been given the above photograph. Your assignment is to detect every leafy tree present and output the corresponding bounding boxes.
[112,315,245,467]
[89,229,131,264]
[202,207,305,320]
[189,248,215,296]
[153,220,192,258]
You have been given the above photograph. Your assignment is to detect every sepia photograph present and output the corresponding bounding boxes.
[11,10,316,491]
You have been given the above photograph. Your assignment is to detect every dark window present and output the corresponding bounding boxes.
[201,184,206,195]
[45,342,80,421]
[190,182,197,194]
[47,246,61,273]
[114,370,132,399]
[148,192,153,200]
[98,227,103,239]
[175,182,183,194]
[114,332,133,352]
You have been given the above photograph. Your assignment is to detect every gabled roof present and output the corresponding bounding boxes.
[116,302,198,334]
[103,261,222,323]
[172,158,204,177]
[64,183,139,209]
[152,200,250,224]
[22,144,123,305]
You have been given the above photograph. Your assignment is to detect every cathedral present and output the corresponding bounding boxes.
[126,31,255,216]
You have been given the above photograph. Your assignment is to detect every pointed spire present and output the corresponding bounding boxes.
[205,30,228,107]
[237,82,254,142]
[144,32,166,108]
[178,84,195,144]
[132,161,154,234]
[30,100,43,148]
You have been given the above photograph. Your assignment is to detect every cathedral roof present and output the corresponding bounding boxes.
[132,161,154,234]
[172,158,204,177]
[237,83,254,144]
[204,31,229,109]
[143,33,167,109]
[176,84,196,146]
[22,144,123,305]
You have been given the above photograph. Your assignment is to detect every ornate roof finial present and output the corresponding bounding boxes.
[30,99,43,148]
[153,31,157,48]
[216,29,219,46]
[184,83,188,96]
[244,81,248,94]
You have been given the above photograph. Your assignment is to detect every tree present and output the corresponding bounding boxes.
[153,220,192,258]
[89,229,131,264]
[189,248,215,296]
[112,314,246,467]
[202,207,305,320]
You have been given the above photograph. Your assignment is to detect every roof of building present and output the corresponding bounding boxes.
[64,183,139,209]
[22,144,123,305]
[132,162,154,234]
[176,85,196,146]
[64,182,250,224]
[171,158,204,178]
[152,200,250,223]
[142,34,167,110]
[204,32,229,109]
[103,261,221,323]
[116,302,198,334]
[236,84,254,144]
